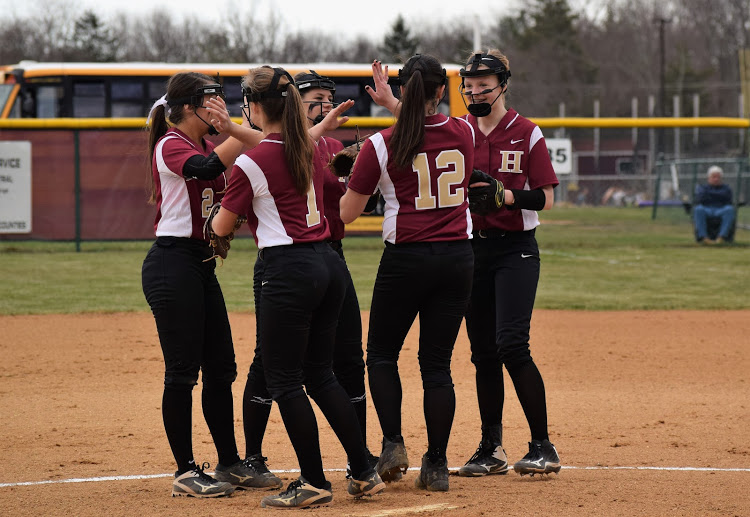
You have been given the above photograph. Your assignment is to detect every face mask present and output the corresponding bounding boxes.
[464,84,503,118]
[467,102,492,118]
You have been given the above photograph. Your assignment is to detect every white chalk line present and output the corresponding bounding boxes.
[1,465,748,488]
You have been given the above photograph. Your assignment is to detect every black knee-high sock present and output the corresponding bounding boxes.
[424,386,455,460]
[312,385,369,479]
[368,363,402,439]
[162,386,194,474]
[277,393,327,488]
[242,382,272,457]
[351,396,368,449]
[507,361,548,441]
[475,367,504,428]
[202,383,240,467]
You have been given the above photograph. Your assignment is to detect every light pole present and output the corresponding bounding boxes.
[654,16,670,158]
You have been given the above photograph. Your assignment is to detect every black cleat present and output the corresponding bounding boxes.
[214,454,283,489]
[513,439,561,476]
[376,435,408,482]
[458,441,509,477]
[414,454,449,491]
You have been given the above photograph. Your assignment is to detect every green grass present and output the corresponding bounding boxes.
[0,207,747,315]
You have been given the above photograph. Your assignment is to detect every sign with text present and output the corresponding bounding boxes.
[545,138,572,175]
[0,141,32,233]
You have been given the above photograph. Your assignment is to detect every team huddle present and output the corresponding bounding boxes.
[141,50,561,509]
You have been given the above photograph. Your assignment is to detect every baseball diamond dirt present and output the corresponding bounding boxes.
[1,310,748,516]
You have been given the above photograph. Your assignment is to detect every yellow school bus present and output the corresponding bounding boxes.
[0,61,468,124]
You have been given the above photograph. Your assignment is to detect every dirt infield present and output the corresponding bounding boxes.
[1,310,748,516]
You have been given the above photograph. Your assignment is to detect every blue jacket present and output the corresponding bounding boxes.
[695,183,732,207]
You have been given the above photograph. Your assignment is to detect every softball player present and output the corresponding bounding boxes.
[141,72,265,497]
[240,71,377,480]
[341,54,475,492]
[457,49,562,477]
[209,66,385,509]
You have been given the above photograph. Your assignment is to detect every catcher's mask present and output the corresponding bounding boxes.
[296,70,339,125]
[387,54,447,87]
[459,53,511,118]
[167,79,226,135]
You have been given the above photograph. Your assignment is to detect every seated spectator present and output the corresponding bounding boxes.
[694,165,735,244]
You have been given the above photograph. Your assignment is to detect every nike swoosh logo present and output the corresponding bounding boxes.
[521,253,534,258]
[262,281,269,286]
[511,139,523,144]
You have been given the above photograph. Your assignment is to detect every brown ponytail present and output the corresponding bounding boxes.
[146,72,215,203]
[390,54,445,169]
[245,67,314,196]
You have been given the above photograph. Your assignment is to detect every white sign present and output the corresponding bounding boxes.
[545,138,572,175]
[0,141,32,233]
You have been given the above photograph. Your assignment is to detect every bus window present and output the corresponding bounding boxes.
[112,80,144,117]
[334,82,371,117]
[148,80,166,101]
[37,86,62,118]
[221,77,244,118]
[0,84,13,116]
[73,81,106,117]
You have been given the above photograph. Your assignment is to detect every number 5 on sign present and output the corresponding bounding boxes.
[545,138,572,175]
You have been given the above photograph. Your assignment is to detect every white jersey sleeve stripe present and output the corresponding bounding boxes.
[529,126,544,152]
[370,133,400,244]
[235,154,293,248]
[155,136,193,238]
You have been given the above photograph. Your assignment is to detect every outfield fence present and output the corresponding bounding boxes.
[1,118,748,248]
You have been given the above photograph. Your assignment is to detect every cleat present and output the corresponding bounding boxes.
[346,448,380,479]
[347,468,386,498]
[214,454,283,489]
[513,439,562,476]
[260,477,332,508]
[458,441,508,477]
[414,454,449,491]
[376,435,408,482]
[171,462,235,498]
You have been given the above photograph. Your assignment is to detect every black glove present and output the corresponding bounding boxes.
[468,169,505,216]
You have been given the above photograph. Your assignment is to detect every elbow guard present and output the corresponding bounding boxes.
[183,152,226,180]
[364,192,381,213]
[508,188,546,211]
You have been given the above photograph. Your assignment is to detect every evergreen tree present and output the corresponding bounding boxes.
[381,15,418,62]
[71,10,117,61]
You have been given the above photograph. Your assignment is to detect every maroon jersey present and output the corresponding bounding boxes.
[220,134,330,249]
[152,128,227,241]
[348,114,474,244]
[463,108,558,232]
[318,136,347,240]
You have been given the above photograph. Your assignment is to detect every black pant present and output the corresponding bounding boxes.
[465,229,550,441]
[245,244,364,407]
[254,242,370,485]
[366,240,473,454]
[141,236,239,471]
[141,236,237,389]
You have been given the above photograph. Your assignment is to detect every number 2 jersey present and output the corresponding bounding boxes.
[151,127,227,241]
[219,133,331,249]
[347,113,475,244]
